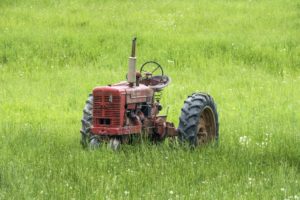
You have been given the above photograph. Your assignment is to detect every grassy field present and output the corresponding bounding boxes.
[0,0,300,199]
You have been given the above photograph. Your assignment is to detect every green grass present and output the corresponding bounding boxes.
[0,0,300,199]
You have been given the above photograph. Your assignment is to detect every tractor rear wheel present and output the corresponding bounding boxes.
[80,94,94,148]
[178,93,219,147]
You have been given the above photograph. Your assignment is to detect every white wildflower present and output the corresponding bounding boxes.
[248,177,254,185]
[239,136,250,146]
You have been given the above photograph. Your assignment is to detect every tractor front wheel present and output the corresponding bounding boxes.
[80,94,94,148]
[178,93,219,147]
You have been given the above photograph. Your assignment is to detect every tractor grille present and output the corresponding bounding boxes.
[93,92,121,127]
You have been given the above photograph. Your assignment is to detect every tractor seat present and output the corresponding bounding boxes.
[140,75,171,92]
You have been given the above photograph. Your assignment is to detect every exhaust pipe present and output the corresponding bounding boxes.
[128,37,137,87]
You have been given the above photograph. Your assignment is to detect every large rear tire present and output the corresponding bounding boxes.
[178,93,219,147]
[80,94,94,148]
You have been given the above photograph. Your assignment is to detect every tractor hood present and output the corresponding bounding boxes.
[93,82,154,104]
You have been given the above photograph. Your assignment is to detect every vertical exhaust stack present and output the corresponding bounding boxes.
[128,37,137,87]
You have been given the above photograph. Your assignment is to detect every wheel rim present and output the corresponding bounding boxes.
[197,106,216,145]
[109,138,121,150]
[89,138,100,149]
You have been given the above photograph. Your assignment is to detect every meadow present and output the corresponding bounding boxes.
[0,0,299,199]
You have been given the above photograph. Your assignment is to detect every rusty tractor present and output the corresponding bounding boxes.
[80,38,219,149]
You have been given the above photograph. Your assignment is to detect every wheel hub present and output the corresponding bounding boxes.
[197,106,216,145]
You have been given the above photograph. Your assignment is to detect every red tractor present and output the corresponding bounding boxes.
[80,38,219,149]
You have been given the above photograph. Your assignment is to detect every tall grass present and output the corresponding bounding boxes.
[0,0,299,199]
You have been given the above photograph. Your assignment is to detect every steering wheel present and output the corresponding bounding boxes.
[140,61,164,81]
[140,61,164,85]
[139,61,171,91]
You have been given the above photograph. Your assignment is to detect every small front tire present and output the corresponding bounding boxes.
[80,94,93,148]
